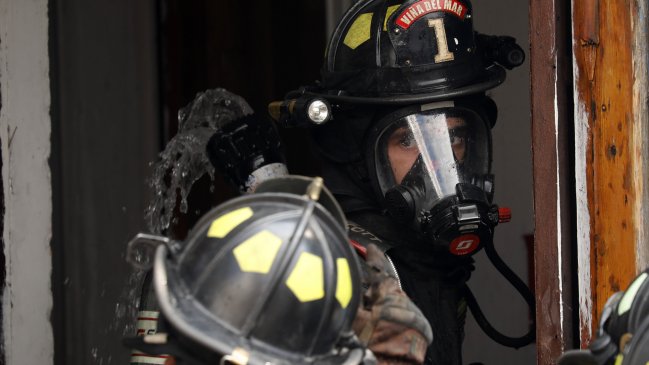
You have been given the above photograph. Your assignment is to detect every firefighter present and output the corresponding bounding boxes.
[124,176,433,365]
[267,0,531,364]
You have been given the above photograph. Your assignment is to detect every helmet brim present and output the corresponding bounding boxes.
[308,65,505,106]
[153,244,243,360]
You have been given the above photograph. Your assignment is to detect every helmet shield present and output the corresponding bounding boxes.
[374,104,490,209]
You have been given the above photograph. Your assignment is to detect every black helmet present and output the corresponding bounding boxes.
[125,177,364,365]
[308,0,522,105]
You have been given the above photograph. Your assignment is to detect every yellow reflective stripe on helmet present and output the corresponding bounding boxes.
[344,5,400,49]
[344,13,373,50]
[207,207,254,238]
[384,5,400,31]
[233,230,283,274]
[336,258,352,308]
[618,272,648,315]
[286,252,324,302]
[614,353,624,365]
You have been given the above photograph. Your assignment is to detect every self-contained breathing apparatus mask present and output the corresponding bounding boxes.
[370,101,501,256]
[367,99,534,349]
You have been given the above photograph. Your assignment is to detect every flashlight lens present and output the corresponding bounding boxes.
[307,100,330,124]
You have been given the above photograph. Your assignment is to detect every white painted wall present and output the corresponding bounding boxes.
[573,42,594,345]
[0,0,54,364]
[631,0,649,276]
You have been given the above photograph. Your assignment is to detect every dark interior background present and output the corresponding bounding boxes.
[157,0,327,238]
[52,1,327,364]
[51,1,534,364]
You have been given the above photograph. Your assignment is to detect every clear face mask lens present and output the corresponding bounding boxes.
[375,107,490,210]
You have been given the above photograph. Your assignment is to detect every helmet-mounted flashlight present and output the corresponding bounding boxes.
[268,96,332,128]
[307,100,330,124]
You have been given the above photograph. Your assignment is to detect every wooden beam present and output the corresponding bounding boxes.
[572,0,649,346]
[529,0,575,363]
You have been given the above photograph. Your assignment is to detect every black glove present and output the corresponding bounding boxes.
[206,113,287,194]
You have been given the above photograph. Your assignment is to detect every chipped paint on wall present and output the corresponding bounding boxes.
[555,80,566,336]
[571,0,594,341]
[0,0,54,363]
[631,0,649,273]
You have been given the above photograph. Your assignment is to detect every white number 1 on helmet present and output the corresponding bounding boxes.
[428,18,455,63]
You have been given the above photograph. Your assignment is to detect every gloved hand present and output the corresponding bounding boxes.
[353,245,433,365]
[206,113,288,194]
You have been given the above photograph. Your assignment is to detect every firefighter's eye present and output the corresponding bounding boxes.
[450,135,463,146]
[449,127,468,146]
[398,131,416,148]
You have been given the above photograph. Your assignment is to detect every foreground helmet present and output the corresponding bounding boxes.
[125,177,363,365]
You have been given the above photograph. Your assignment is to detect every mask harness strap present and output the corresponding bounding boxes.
[463,237,536,348]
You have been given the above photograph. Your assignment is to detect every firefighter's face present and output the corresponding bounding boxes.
[387,117,467,184]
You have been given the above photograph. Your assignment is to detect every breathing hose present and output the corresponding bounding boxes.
[464,238,536,348]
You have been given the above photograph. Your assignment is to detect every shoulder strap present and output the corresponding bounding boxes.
[347,221,394,253]
[347,221,401,287]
